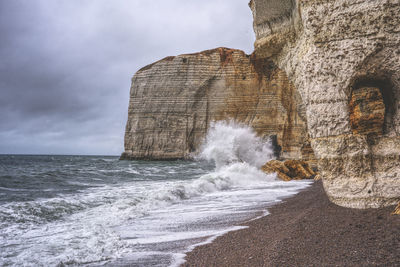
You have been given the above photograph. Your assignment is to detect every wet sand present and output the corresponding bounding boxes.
[182,180,400,266]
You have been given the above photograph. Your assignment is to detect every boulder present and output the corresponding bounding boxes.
[313,174,321,181]
[261,160,291,181]
[392,203,400,215]
[261,159,316,181]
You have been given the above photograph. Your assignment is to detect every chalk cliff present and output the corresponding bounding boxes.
[122,0,399,209]
[121,48,313,162]
[250,0,400,208]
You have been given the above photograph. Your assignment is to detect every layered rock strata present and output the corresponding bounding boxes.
[251,0,400,208]
[261,159,316,181]
[393,202,400,215]
[122,48,313,161]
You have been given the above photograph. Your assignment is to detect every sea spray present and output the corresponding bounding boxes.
[152,119,279,204]
[197,120,275,169]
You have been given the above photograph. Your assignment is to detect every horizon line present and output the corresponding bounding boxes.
[0,153,121,157]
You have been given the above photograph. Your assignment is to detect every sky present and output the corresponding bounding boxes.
[0,0,255,156]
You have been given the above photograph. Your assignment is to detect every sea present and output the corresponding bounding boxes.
[0,121,312,266]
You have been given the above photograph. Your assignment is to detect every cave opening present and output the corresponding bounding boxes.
[349,76,395,135]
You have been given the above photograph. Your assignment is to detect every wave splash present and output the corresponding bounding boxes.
[0,121,276,227]
[145,120,278,207]
[198,120,275,169]
[0,121,294,267]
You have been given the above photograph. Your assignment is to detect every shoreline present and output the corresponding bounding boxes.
[182,180,400,266]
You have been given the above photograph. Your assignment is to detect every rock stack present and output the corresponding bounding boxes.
[121,48,313,162]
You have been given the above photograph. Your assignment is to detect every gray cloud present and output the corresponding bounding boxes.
[0,0,254,155]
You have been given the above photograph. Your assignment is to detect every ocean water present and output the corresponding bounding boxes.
[0,121,312,266]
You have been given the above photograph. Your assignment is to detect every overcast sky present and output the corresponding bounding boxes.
[0,0,255,156]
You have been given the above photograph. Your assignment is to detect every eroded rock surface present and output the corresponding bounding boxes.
[251,0,400,208]
[393,202,400,215]
[121,48,312,161]
[349,87,385,136]
[121,0,399,208]
[261,159,316,181]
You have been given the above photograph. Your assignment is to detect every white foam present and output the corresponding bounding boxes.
[0,121,313,267]
[170,226,249,267]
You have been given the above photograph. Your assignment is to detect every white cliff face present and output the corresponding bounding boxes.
[121,0,399,208]
[251,0,400,208]
[121,48,313,162]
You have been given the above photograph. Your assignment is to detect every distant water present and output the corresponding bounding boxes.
[0,121,312,266]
